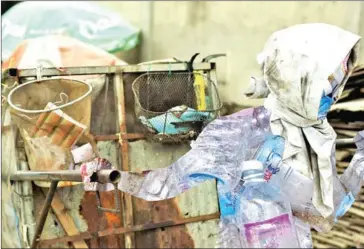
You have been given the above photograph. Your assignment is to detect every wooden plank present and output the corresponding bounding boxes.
[114,73,135,248]
[15,63,212,78]
[48,192,89,249]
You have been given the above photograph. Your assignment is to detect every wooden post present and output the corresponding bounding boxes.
[47,192,89,248]
[113,72,135,248]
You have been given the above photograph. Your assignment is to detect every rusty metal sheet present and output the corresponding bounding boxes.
[81,191,124,248]
[133,197,195,248]
[38,212,219,246]
[128,141,220,248]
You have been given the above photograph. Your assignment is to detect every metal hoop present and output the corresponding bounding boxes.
[7,77,93,114]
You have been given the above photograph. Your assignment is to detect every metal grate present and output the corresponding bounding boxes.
[132,72,222,143]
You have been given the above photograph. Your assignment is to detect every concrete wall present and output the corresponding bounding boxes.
[98,1,364,107]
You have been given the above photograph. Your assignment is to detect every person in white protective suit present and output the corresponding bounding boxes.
[82,23,364,248]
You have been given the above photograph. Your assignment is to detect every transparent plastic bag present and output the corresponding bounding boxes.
[294,217,313,248]
[22,130,68,171]
[216,218,244,248]
[2,1,140,60]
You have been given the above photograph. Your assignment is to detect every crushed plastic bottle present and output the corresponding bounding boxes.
[236,161,300,248]
[269,154,360,233]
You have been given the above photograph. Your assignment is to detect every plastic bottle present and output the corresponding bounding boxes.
[236,161,300,248]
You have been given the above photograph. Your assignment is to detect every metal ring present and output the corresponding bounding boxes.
[7,77,93,114]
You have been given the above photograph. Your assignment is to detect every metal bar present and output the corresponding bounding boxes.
[94,133,145,141]
[11,170,83,182]
[39,212,220,247]
[31,180,59,249]
[98,207,121,214]
[336,138,355,146]
[10,169,121,183]
[13,63,212,78]
[207,63,220,111]
[114,72,135,248]
[15,159,36,248]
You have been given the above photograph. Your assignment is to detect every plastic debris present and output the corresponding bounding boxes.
[235,161,299,248]
[139,105,213,135]
[1,1,140,61]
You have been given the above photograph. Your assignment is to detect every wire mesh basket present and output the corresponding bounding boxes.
[132,71,222,143]
[7,77,93,187]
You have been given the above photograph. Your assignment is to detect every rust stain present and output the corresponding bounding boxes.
[39,212,220,247]
[133,197,195,248]
[81,191,124,248]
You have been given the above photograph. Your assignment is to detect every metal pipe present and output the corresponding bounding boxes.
[11,170,83,182]
[31,180,59,249]
[10,169,121,183]
[96,170,121,184]
[336,138,355,146]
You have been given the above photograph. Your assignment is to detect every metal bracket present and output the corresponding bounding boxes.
[95,184,121,214]
[202,53,226,62]
[36,65,43,81]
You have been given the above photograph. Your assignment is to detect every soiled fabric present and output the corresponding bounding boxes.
[258,23,361,217]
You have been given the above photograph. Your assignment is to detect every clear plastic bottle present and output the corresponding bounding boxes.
[236,161,300,248]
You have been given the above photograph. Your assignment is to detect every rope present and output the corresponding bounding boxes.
[7,77,92,114]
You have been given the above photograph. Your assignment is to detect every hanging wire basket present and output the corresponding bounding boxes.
[132,71,222,143]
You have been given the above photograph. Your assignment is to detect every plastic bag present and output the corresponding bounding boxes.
[294,217,313,248]
[22,130,68,171]
[1,1,140,61]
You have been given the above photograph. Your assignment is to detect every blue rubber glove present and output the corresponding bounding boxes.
[318,92,335,120]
